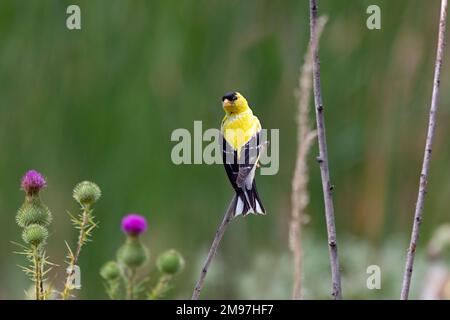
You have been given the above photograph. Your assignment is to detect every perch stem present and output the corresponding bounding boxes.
[191,196,235,300]
[309,0,342,300]
[400,0,448,300]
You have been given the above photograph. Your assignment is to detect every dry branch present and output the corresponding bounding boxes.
[191,196,236,300]
[309,0,343,300]
[400,0,448,300]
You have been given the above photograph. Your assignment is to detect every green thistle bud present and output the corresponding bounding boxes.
[100,261,121,280]
[117,238,148,269]
[16,196,52,228]
[73,181,101,206]
[156,249,185,275]
[22,224,48,246]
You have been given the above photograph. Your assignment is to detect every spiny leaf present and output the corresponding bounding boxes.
[11,241,29,250]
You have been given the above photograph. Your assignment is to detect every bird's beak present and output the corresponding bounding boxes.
[223,99,232,109]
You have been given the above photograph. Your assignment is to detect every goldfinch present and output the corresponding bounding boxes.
[220,91,266,217]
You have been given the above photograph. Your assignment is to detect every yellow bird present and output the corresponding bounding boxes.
[221,91,266,217]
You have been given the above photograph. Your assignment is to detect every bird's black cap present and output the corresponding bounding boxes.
[222,92,238,102]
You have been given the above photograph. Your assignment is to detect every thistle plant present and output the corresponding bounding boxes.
[61,181,101,299]
[118,214,149,300]
[15,170,53,300]
[149,249,185,299]
[100,261,121,299]
[100,213,184,300]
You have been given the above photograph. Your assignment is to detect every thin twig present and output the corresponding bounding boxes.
[191,196,236,300]
[289,16,326,300]
[309,0,342,300]
[400,0,448,300]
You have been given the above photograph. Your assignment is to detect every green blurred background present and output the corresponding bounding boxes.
[1,0,450,299]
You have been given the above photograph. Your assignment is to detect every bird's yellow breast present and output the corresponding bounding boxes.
[221,111,261,155]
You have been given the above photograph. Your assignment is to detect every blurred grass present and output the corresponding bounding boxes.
[1,0,450,299]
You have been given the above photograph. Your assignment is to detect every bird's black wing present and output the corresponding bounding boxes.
[236,131,262,188]
[221,131,263,190]
[221,135,239,191]
[221,132,266,215]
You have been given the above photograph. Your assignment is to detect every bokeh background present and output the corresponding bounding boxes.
[1,0,450,299]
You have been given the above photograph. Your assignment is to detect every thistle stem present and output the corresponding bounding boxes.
[191,196,235,300]
[74,205,91,265]
[149,274,172,300]
[61,204,91,299]
[126,268,137,300]
[106,279,120,300]
[400,0,448,300]
[309,0,343,300]
[32,245,43,300]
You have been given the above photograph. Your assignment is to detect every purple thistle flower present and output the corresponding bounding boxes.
[121,214,148,236]
[21,170,46,195]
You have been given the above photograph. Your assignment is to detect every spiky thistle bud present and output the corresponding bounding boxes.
[22,224,49,246]
[16,195,52,228]
[117,238,149,268]
[157,249,185,275]
[100,261,121,281]
[73,181,101,206]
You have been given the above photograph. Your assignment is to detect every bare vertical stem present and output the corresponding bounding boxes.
[309,0,342,300]
[289,16,326,300]
[400,0,448,300]
[191,196,236,300]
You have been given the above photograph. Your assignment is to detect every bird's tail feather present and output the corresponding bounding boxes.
[232,184,265,217]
